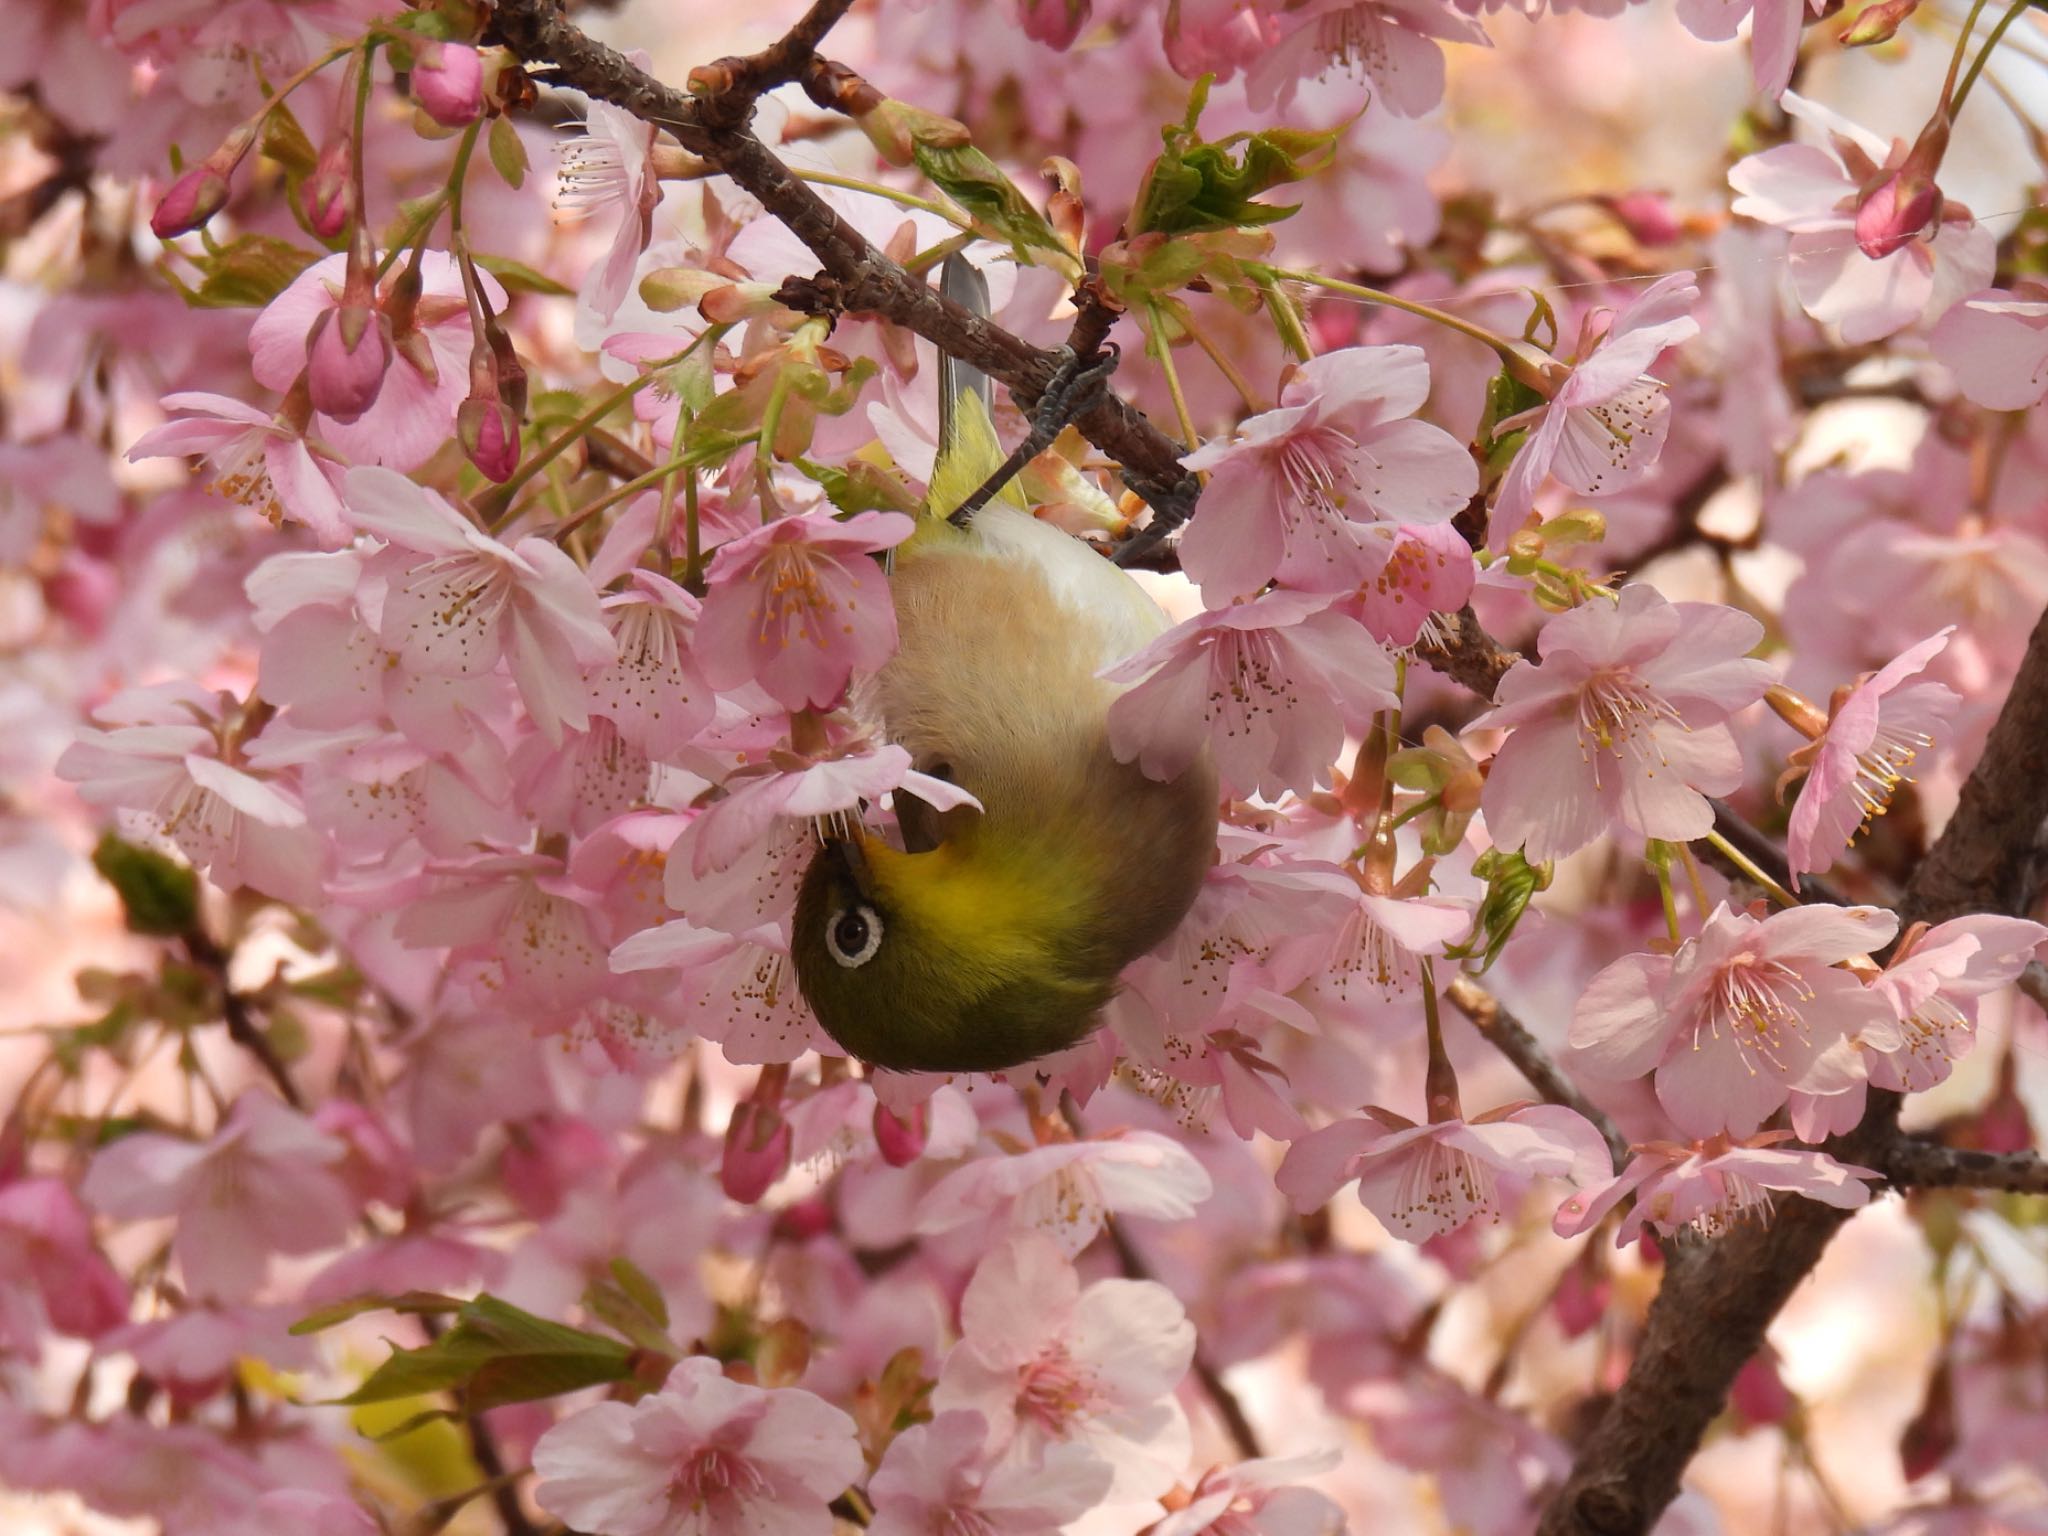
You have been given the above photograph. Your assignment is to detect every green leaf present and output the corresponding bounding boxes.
[610,1258,668,1331]
[472,252,571,297]
[1446,849,1552,974]
[91,833,199,937]
[292,1291,465,1336]
[332,1294,635,1411]
[581,1257,677,1356]
[911,141,1063,260]
[797,457,919,517]
[1130,76,1343,237]
[187,234,321,310]
[261,102,319,179]
[487,116,527,191]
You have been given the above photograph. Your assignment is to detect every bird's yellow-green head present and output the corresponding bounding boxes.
[790,829,1119,1073]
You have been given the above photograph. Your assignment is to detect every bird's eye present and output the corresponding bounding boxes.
[825,902,883,968]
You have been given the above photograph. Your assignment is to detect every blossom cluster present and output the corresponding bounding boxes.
[2,1,2046,1535]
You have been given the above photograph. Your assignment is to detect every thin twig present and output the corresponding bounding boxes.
[485,0,1199,549]
[182,932,303,1109]
[1443,976,1629,1169]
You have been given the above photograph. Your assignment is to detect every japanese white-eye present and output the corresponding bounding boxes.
[791,259,1217,1072]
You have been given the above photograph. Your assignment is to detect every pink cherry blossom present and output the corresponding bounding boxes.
[588,570,716,759]
[555,92,661,325]
[1343,520,1477,648]
[395,851,612,1016]
[101,1302,313,1398]
[1553,1134,1881,1246]
[932,1231,1194,1501]
[1784,629,1960,888]
[1103,588,1399,798]
[1475,584,1770,862]
[128,391,347,544]
[341,466,617,745]
[56,684,330,907]
[1728,93,1993,345]
[1179,344,1476,603]
[1865,915,2048,1093]
[611,921,834,1064]
[1571,902,1901,1139]
[248,252,504,472]
[1281,882,1474,1016]
[0,1178,127,1355]
[1675,0,1818,100]
[1277,1103,1611,1241]
[1152,1450,1347,1536]
[867,1410,1114,1536]
[1243,0,1490,117]
[915,1130,1214,1256]
[695,508,914,711]
[1491,273,1699,543]
[81,1092,355,1301]
[531,1355,862,1536]
[1932,285,2048,410]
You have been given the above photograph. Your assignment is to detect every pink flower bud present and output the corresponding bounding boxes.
[151,163,234,240]
[1855,115,1949,260]
[413,42,484,128]
[149,124,254,239]
[305,304,392,423]
[459,394,522,483]
[500,1115,610,1219]
[302,138,353,240]
[1602,190,1683,247]
[720,1100,791,1204]
[1730,1351,1795,1428]
[773,1196,834,1241]
[1550,1253,1609,1339]
[1840,0,1920,45]
[872,1100,928,1166]
[1019,0,1091,49]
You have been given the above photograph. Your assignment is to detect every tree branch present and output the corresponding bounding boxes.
[485,0,1199,547]
[182,932,303,1110]
[1538,598,2048,1536]
[1884,1138,2048,1195]
[1443,976,1629,1169]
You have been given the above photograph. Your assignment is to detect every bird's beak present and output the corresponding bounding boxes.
[824,825,878,899]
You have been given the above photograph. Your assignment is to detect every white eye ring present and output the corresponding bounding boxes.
[825,902,884,968]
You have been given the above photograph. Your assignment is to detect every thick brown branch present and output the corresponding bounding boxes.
[1414,606,1519,700]
[1538,598,2048,1536]
[1444,976,1629,1169]
[1884,1138,2048,1196]
[485,0,1198,541]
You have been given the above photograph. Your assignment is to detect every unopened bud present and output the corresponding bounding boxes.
[1541,507,1607,548]
[720,1099,791,1204]
[150,124,255,239]
[305,305,391,422]
[1600,189,1683,247]
[458,395,520,482]
[1841,0,1921,45]
[1730,1351,1795,1428]
[639,266,729,313]
[755,1318,812,1388]
[873,1101,928,1166]
[301,137,353,240]
[413,42,484,128]
[1019,0,1092,48]
[1855,113,1949,260]
[854,97,971,169]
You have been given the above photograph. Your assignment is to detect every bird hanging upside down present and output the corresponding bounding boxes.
[790,257,1218,1073]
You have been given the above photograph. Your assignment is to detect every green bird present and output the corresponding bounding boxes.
[790,258,1217,1072]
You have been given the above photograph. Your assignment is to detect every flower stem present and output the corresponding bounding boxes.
[1179,305,1269,412]
[1421,961,1462,1123]
[1647,841,1684,945]
[445,117,484,237]
[485,332,720,527]
[1261,264,1547,380]
[559,435,756,542]
[791,166,970,227]
[1145,302,1201,453]
[1702,828,1798,909]
[1942,0,1997,104]
[1953,0,2034,115]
